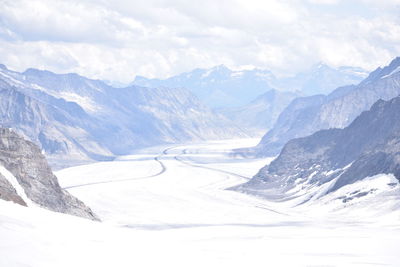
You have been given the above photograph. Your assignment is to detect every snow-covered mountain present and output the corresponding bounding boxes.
[132,64,367,108]
[236,95,400,203]
[0,128,97,220]
[134,65,277,108]
[253,57,400,156]
[218,89,300,133]
[0,65,247,168]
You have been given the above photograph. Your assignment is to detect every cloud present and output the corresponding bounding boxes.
[0,0,399,82]
[307,0,341,5]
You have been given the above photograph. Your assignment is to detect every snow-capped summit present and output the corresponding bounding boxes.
[133,65,278,108]
[133,63,367,108]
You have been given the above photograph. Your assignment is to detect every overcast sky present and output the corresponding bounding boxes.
[1,0,400,82]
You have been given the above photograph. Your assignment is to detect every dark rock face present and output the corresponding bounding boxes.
[0,173,26,206]
[0,128,98,220]
[239,96,400,199]
[256,57,400,157]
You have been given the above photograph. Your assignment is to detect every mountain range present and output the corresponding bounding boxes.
[252,57,400,156]
[133,63,368,109]
[236,94,400,203]
[0,64,246,168]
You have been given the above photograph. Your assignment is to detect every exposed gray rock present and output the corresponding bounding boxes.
[0,128,98,220]
[255,57,400,157]
[0,173,26,206]
[237,96,400,200]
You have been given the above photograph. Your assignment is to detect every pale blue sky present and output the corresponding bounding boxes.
[0,0,399,82]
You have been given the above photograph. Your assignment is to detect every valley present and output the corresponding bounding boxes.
[1,139,397,267]
[1,1,400,266]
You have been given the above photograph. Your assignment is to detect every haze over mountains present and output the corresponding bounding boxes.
[0,59,370,169]
[0,56,399,214]
[1,56,400,267]
[219,90,300,134]
[133,63,367,133]
[2,1,400,265]
[0,64,246,168]
[133,63,368,108]
[253,57,400,157]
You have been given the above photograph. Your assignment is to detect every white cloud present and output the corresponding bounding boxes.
[0,0,399,82]
[307,0,341,5]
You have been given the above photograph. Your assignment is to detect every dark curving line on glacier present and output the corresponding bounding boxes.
[173,148,288,216]
[173,148,251,180]
[62,147,174,190]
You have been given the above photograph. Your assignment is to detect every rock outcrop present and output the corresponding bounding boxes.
[237,96,400,200]
[0,173,26,206]
[0,128,98,220]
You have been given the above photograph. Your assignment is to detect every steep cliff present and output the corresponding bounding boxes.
[238,96,400,201]
[0,128,98,220]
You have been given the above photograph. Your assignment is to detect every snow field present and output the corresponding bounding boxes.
[1,139,399,266]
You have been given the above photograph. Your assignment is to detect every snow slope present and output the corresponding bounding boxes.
[1,139,399,266]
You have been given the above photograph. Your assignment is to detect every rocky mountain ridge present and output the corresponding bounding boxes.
[237,95,400,202]
[254,57,400,157]
[0,128,97,220]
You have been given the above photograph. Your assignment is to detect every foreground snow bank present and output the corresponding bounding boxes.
[1,139,400,266]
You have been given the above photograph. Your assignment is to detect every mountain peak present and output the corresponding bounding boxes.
[23,68,87,81]
[23,68,51,76]
[212,64,229,70]
[362,56,400,83]
[0,64,7,70]
[310,62,332,72]
[386,56,400,71]
[209,64,230,73]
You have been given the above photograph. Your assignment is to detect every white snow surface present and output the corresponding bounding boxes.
[1,138,400,267]
[58,91,100,113]
[0,165,33,206]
